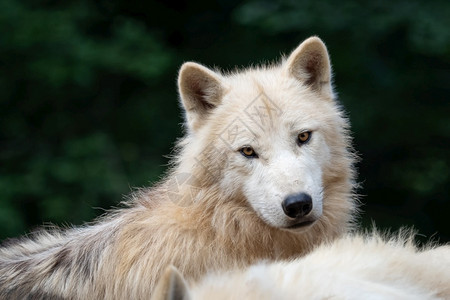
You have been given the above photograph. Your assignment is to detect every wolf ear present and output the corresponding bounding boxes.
[178,62,224,131]
[152,266,191,300]
[285,36,333,98]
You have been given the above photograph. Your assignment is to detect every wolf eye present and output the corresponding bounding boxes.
[240,146,258,158]
[297,131,312,145]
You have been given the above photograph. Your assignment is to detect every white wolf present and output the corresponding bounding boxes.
[0,37,357,298]
[154,231,450,300]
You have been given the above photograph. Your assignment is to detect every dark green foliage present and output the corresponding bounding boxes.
[1,0,449,241]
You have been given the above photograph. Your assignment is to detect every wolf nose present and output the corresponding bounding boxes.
[281,193,313,218]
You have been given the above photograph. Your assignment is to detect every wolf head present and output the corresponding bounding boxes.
[175,37,354,232]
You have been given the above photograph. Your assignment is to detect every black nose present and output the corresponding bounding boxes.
[281,193,313,218]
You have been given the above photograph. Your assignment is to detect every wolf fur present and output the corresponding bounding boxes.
[0,37,357,299]
[155,231,450,300]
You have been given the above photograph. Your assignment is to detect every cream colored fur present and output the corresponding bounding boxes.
[155,231,450,300]
[0,37,357,298]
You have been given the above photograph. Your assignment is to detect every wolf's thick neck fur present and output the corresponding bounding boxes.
[0,37,358,299]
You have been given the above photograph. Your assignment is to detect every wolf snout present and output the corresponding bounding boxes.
[281,192,313,219]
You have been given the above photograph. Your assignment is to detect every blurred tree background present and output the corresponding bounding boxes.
[0,0,449,242]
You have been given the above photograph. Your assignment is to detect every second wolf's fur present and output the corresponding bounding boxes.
[156,232,450,300]
[0,37,357,298]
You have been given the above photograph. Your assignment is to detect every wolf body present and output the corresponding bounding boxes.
[0,37,357,299]
[155,232,450,300]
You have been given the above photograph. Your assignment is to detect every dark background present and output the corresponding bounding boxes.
[1,0,449,242]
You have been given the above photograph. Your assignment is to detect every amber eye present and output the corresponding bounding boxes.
[240,146,258,158]
[297,131,312,144]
